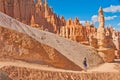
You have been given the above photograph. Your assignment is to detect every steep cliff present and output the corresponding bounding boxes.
[0,0,35,24]
[0,0,63,33]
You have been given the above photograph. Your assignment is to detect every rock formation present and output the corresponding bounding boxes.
[0,0,63,33]
[60,18,97,43]
[97,7,107,49]
[0,12,104,69]
[0,0,120,61]
[112,30,120,58]
[60,7,120,61]
[0,25,82,70]
[96,7,116,62]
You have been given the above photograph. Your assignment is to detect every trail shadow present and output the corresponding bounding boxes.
[112,59,120,63]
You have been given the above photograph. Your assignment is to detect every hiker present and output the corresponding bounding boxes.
[83,57,87,71]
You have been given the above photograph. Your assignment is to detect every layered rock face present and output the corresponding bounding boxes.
[60,17,96,43]
[0,25,81,70]
[0,0,35,24]
[0,0,63,33]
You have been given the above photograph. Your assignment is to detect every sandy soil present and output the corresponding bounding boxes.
[88,63,120,72]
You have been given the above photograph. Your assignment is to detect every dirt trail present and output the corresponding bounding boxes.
[88,63,120,72]
[0,61,81,73]
[0,61,120,73]
[0,60,120,80]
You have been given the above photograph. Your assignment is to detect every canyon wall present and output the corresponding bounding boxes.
[0,0,64,33]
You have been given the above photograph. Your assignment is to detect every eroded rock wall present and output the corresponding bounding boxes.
[0,26,81,70]
[0,0,63,33]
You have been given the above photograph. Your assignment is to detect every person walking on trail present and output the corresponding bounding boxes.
[83,57,87,71]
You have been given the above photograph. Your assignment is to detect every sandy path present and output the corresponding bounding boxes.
[0,61,120,73]
[0,61,81,73]
[88,63,120,72]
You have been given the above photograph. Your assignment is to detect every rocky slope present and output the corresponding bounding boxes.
[0,12,104,69]
[0,25,81,70]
